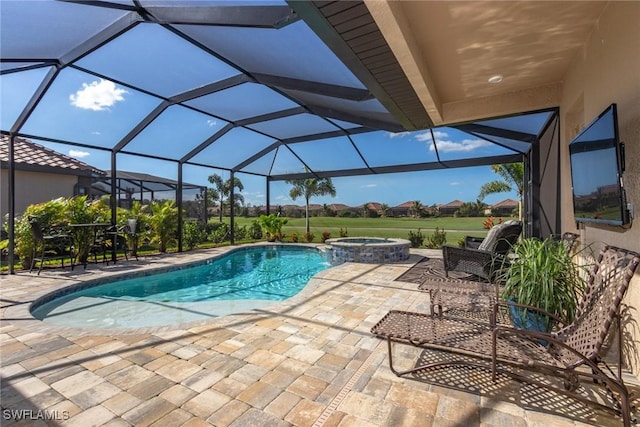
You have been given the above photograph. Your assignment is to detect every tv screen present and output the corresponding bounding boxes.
[569,104,627,226]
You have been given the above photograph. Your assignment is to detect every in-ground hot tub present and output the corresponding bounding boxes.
[325,237,411,264]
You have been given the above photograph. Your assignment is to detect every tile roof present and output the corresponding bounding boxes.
[439,199,464,208]
[0,135,105,176]
[491,198,518,208]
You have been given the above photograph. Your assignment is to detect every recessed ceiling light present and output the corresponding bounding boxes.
[488,75,503,84]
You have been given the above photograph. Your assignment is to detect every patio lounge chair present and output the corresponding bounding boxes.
[442,220,522,281]
[371,245,640,426]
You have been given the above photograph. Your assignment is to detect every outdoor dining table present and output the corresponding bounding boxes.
[68,223,115,267]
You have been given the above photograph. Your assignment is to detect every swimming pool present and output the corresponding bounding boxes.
[31,245,330,329]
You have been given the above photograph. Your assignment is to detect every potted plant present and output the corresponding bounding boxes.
[496,237,588,333]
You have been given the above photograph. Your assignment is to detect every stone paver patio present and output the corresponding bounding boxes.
[1,245,636,426]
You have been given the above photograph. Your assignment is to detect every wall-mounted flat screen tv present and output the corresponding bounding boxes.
[569,103,628,226]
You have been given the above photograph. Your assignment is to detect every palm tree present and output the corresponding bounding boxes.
[207,174,244,222]
[380,203,390,217]
[409,200,423,218]
[478,163,524,219]
[286,177,336,233]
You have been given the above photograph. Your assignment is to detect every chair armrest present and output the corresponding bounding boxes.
[493,299,568,329]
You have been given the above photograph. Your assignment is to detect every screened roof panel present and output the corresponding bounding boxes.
[20,68,162,149]
[246,113,339,140]
[184,83,299,122]
[0,1,130,59]
[288,137,367,172]
[124,105,228,158]
[478,111,553,135]
[1,62,46,72]
[433,128,520,161]
[454,131,532,154]
[269,146,308,176]
[238,149,278,176]
[1,67,53,131]
[75,23,240,97]
[189,127,276,169]
[351,131,438,167]
[175,20,365,89]
[327,119,366,130]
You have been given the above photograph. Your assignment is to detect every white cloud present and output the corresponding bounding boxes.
[414,130,449,142]
[450,181,460,186]
[361,184,377,188]
[69,149,90,158]
[430,138,492,153]
[207,119,217,127]
[415,131,491,153]
[387,131,410,139]
[69,79,127,111]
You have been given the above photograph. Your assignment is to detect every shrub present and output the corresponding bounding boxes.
[149,200,179,253]
[249,220,263,240]
[425,227,447,248]
[290,232,299,243]
[183,220,205,250]
[407,229,424,248]
[209,222,230,244]
[233,224,248,241]
[321,231,331,243]
[304,232,315,243]
[258,214,288,241]
[339,227,348,237]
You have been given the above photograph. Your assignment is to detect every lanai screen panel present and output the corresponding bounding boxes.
[20,68,162,149]
[124,106,229,159]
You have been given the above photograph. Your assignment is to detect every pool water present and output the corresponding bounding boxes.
[31,246,329,329]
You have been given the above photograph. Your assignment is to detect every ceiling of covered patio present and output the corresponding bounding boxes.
[0,0,598,182]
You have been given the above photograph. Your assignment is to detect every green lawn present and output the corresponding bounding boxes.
[232,216,501,244]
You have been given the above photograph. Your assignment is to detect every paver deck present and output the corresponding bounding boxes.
[1,245,637,426]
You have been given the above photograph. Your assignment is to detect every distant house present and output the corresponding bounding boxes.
[391,201,414,216]
[0,136,105,219]
[489,198,519,216]
[438,199,464,216]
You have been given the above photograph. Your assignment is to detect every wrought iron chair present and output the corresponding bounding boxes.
[371,245,640,426]
[28,217,75,275]
[441,220,522,281]
[101,218,139,262]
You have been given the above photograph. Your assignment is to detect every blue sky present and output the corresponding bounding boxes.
[1,14,520,209]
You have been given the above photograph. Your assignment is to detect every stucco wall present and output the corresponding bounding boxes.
[0,170,78,220]
[560,2,640,377]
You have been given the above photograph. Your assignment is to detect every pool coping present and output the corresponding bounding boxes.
[2,243,338,337]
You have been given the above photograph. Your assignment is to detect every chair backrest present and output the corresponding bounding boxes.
[557,245,639,366]
[478,220,522,254]
[126,218,137,235]
[28,217,44,241]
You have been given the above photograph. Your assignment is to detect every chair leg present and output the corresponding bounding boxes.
[29,245,36,273]
[37,245,45,275]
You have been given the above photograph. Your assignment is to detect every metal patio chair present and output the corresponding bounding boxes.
[29,216,75,275]
[442,220,522,281]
